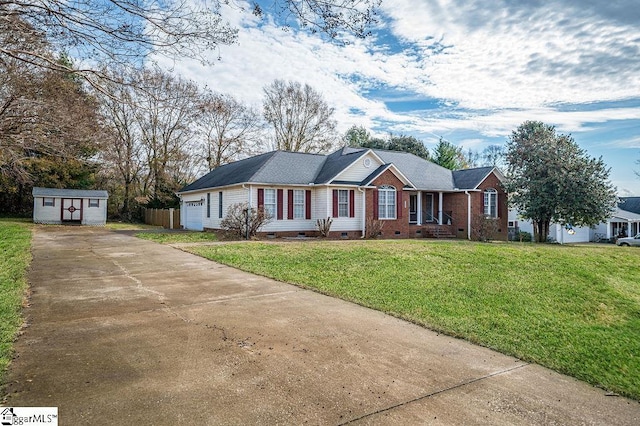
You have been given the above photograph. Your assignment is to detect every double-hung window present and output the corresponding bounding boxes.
[264,189,276,218]
[484,188,498,218]
[293,190,305,219]
[378,185,396,219]
[337,190,349,217]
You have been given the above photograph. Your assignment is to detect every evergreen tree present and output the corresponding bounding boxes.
[505,121,617,242]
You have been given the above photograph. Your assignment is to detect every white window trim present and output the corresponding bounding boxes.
[264,189,276,218]
[378,185,396,220]
[337,189,349,218]
[293,189,305,219]
[484,188,498,218]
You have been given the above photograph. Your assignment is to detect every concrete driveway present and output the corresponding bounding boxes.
[3,227,639,424]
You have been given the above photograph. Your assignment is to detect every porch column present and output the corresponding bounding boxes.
[438,192,443,225]
[417,192,422,225]
[629,220,632,237]
[606,220,611,239]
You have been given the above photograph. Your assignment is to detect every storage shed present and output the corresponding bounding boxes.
[32,187,109,226]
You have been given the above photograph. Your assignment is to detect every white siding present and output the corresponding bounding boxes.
[551,223,591,243]
[509,209,592,243]
[332,152,383,182]
[82,198,107,225]
[180,192,205,230]
[202,186,247,230]
[183,184,365,234]
[315,186,362,232]
[33,197,61,224]
[33,197,107,225]
[314,187,330,220]
[254,185,317,233]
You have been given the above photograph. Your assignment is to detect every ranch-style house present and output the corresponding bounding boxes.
[177,147,508,240]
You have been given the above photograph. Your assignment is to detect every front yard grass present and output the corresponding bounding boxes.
[135,231,218,244]
[0,219,31,382]
[185,240,640,400]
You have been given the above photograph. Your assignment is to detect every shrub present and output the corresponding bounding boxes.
[316,217,333,237]
[518,231,532,242]
[365,218,384,239]
[472,214,499,242]
[220,203,271,239]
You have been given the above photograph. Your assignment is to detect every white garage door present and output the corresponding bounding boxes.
[184,200,204,231]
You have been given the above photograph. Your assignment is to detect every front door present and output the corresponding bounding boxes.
[62,198,82,222]
[423,194,434,223]
[409,194,418,224]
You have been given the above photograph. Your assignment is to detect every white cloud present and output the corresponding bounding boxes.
[151,0,640,154]
[380,0,640,110]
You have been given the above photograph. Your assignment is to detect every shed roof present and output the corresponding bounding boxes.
[32,187,108,199]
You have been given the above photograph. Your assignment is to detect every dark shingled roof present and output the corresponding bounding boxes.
[314,147,368,184]
[180,151,326,192]
[32,187,108,198]
[452,167,495,190]
[179,147,501,193]
[619,197,640,214]
[373,150,455,190]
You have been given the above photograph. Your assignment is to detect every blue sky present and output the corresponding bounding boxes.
[156,0,640,195]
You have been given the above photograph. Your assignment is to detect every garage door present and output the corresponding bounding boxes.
[184,200,204,231]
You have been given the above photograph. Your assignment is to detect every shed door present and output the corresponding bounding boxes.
[62,198,83,221]
[184,201,203,231]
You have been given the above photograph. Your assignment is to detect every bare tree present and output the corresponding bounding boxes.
[482,144,506,169]
[100,72,145,219]
[255,0,381,40]
[134,69,201,206]
[0,0,237,86]
[1,19,104,180]
[197,91,263,171]
[263,80,337,153]
[0,51,106,212]
[1,0,380,87]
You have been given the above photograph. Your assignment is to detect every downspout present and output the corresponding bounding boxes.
[358,187,366,238]
[465,191,471,240]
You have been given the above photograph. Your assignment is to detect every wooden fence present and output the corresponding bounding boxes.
[143,208,180,229]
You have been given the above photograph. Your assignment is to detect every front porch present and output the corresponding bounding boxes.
[406,191,459,239]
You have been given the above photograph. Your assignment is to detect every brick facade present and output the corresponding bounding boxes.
[251,169,508,241]
[362,169,508,240]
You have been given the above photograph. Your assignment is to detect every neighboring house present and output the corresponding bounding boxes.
[32,187,108,226]
[177,147,507,239]
[509,196,640,243]
[594,197,640,239]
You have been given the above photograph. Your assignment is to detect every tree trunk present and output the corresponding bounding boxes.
[534,220,551,243]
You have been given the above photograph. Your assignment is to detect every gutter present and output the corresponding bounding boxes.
[465,191,471,240]
[358,187,366,238]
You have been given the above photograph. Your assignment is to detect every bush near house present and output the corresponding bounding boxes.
[186,240,640,400]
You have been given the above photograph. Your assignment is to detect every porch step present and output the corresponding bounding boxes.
[422,226,456,239]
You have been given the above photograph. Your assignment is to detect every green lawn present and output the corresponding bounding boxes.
[0,219,32,381]
[135,231,219,244]
[105,222,162,231]
[184,240,640,399]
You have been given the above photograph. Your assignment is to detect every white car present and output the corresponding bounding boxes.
[616,233,640,246]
